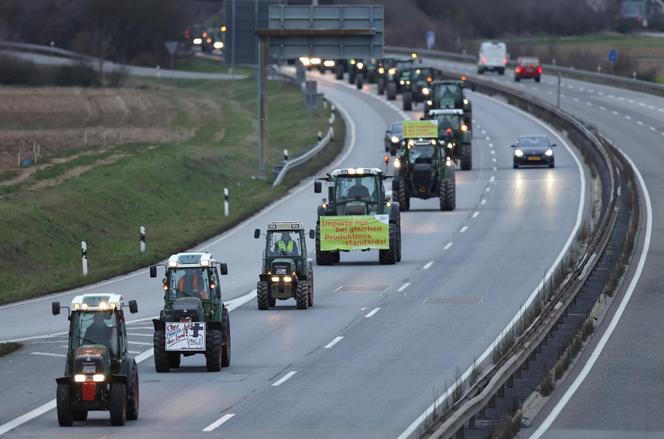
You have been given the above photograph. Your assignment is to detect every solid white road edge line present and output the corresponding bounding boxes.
[397,90,586,439]
[324,336,344,349]
[364,307,381,318]
[29,352,66,358]
[529,147,652,439]
[272,371,297,387]
[202,413,236,432]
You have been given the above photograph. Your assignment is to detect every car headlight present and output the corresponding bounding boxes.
[394,158,401,169]
[323,60,335,67]
[460,124,468,132]
[391,136,400,143]
[422,87,430,95]
[447,142,454,149]
[92,374,105,382]
[514,149,524,157]
[271,276,280,282]
[406,80,411,85]
[446,157,453,167]
[545,148,553,157]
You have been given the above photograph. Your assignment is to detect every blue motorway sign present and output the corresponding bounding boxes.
[608,49,617,63]
[426,31,435,49]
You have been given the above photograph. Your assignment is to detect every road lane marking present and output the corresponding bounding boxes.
[397,282,411,292]
[127,333,153,337]
[272,371,297,386]
[29,352,66,358]
[649,126,656,131]
[599,106,606,111]
[203,414,235,432]
[128,350,141,354]
[637,120,643,125]
[128,341,152,346]
[485,186,491,192]
[625,115,631,120]
[364,307,381,318]
[612,110,619,115]
[460,226,468,233]
[472,211,479,218]
[422,261,434,270]
[489,175,495,183]
[443,242,453,250]
[334,285,343,292]
[481,199,487,205]
[324,336,344,349]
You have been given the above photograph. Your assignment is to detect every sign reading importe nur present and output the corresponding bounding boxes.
[320,215,389,251]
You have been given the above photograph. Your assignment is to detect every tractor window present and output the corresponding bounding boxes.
[434,85,461,102]
[408,144,435,164]
[433,114,461,131]
[336,176,378,204]
[71,311,118,354]
[267,231,301,257]
[168,268,210,300]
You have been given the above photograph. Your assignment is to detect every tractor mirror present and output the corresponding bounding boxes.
[510,144,516,148]
[219,263,228,275]
[254,228,261,239]
[309,229,315,239]
[149,265,157,278]
[314,181,322,193]
[384,155,390,166]
[420,117,425,121]
[52,301,60,316]
[551,143,557,147]
[128,300,138,314]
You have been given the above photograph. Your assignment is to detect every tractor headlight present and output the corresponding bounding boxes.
[356,62,364,70]
[271,276,280,282]
[283,276,293,283]
[447,142,454,149]
[545,148,554,157]
[74,374,86,383]
[400,80,405,85]
[463,98,469,105]
[388,68,397,75]
[350,59,356,65]
[426,100,433,106]
[378,67,385,74]
[391,136,400,143]
[310,57,322,66]
[460,124,468,132]
[323,60,335,67]
[446,157,453,167]
[514,149,524,157]
[406,80,411,85]
[422,87,430,95]
[394,158,401,169]
[92,374,105,382]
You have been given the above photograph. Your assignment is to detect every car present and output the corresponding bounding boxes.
[478,41,507,75]
[514,57,542,82]
[384,121,403,152]
[512,135,556,168]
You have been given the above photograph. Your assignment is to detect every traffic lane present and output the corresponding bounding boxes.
[185,94,583,438]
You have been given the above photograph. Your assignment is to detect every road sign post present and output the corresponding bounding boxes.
[164,41,179,70]
[426,31,435,50]
[608,49,617,75]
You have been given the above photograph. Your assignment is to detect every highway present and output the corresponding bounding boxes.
[0,64,586,437]
[413,56,661,437]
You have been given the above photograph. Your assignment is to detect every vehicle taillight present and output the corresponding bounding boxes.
[504,56,508,65]
[515,66,522,73]
[480,56,487,65]
[537,66,543,74]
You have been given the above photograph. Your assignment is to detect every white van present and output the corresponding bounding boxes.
[477,41,507,75]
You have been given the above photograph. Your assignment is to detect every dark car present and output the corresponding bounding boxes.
[384,121,403,152]
[514,57,542,82]
[512,135,556,168]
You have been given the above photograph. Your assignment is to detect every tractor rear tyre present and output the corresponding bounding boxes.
[439,177,456,211]
[335,64,344,80]
[257,281,270,310]
[296,281,309,309]
[378,78,385,95]
[168,352,180,368]
[153,330,170,373]
[348,71,356,85]
[221,307,231,367]
[72,409,88,421]
[126,360,139,421]
[315,224,336,265]
[109,383,127,426]
[460,143,472,171]
[387,82,397,100]
[205,329,223,372]
[379,224,398,265]
[398,181,410,211]
[403,91,413,111]
[308,270,315,307]
[56,383,74,426]
[356,75,363,89]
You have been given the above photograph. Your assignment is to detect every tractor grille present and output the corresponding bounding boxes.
[413,165,434,192]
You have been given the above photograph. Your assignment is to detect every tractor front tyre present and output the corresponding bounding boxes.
[379,224,398,265]
[396,224,402,262]
[168,352,180,368]
[403,91,413,111]
[387,82,397,100]
[315,224,336,265]
[153,330,170,373]
[335,64,344,80]
[356,75,363,89]
[378,78,385,95]
[308,270,315,307]
[56,383,74,426]
[398,181,410,211]
[72,409,88,422]
[109,383,127,426]
[460,143,472,171]
[126,360,139,421]
[205,329,223,372]
[348,71,356,84]
[221,306,231,367]
[439,177,456,211]
[257,281,270,310]
[296,281,309,309]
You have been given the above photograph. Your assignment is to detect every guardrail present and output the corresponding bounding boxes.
[407,62,640,438]
[387,45,664,97]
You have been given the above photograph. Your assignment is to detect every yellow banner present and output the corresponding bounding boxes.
[320,215,389,250]
[403,120,438,138]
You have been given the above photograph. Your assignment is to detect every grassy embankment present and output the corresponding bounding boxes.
[0,60,344,304]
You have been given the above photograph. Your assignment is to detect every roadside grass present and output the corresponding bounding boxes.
[0,342,21,357]
[0,76,343,304]
[176,55,254,76]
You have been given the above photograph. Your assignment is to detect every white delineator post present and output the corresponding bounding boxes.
[224,188,229,217]
[140,226,146,254]
[283,148,289,162]
[81,241,88,276]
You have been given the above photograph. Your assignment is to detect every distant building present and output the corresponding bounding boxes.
[619,0,663,26]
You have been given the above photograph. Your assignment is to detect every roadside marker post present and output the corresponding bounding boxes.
[140,226,146,254]
[224,188,229,217]
[81,241,88,276]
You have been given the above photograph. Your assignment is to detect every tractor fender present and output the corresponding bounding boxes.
[152,319,165,331]
[259,273,269,281]
[207,321,223,331]
[110,374,128,385]
[392,168,401,192]
[56,376,70,385]
[317,205,327,218]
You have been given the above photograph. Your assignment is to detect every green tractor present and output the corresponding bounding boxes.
[385,58,415,101]
[253,221,315,310]
[52,294,139,426]
[314,168,401,265]
[424,80,474,129]
[427,109,473,171]
[149,252,231,373]
[392,120,456,211]
[399,67,442,111]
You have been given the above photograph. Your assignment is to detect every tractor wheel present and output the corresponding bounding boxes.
[308,270,314,307]
[387,82,397,100]
[402,91,413,111]
[514,76,520,82]
[168,352,180,368]
[205,329,223,372]
[398,181,410,211]
[269,297,276,307]
[296,281,309,309]
[126,360,139,421]
[397,223,402,262]
[333,251,340,263]
[536,76,541,83]
[439,177,456,211]
[257,281,270,310]
[57,383,74,426]
[356,75,363,89]
[109,383,127,426]
[460,143,472,171]
[221,306,231,367]
[153,329,170,373]
[72,409,88,421]
[377,78,385,95]
[315,224,336,265]
[379,223,398,265]
[348,70,356,84]
[335,64,344,80]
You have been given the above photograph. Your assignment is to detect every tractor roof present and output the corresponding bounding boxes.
[267,221,304,231]
[330,168,383,177]
[429,109,464,116]
[167,252,215,268]
[71,293,125,311]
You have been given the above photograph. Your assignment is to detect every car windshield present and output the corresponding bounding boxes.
[408,144,436,164]
[434,84,461,102]
[519,58,539,66]
[71,311,117,352]
[267,230,301,257]
[433,114,461,131]
[518,136,550,147]
[335,175,378,203]
[390,123,403,134]
[168,267,210,300]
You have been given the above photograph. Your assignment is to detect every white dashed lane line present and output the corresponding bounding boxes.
[272,371,297,387]
[364,307,381,318]
[460,226,468,233]
[443,242,453,250]
[397,282,411,292]
[203,414,236,432]
[324,336,344,349]
[472,211,479,219]
[422,261,434,270]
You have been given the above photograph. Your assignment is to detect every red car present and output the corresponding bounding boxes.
[514,57,542,82]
